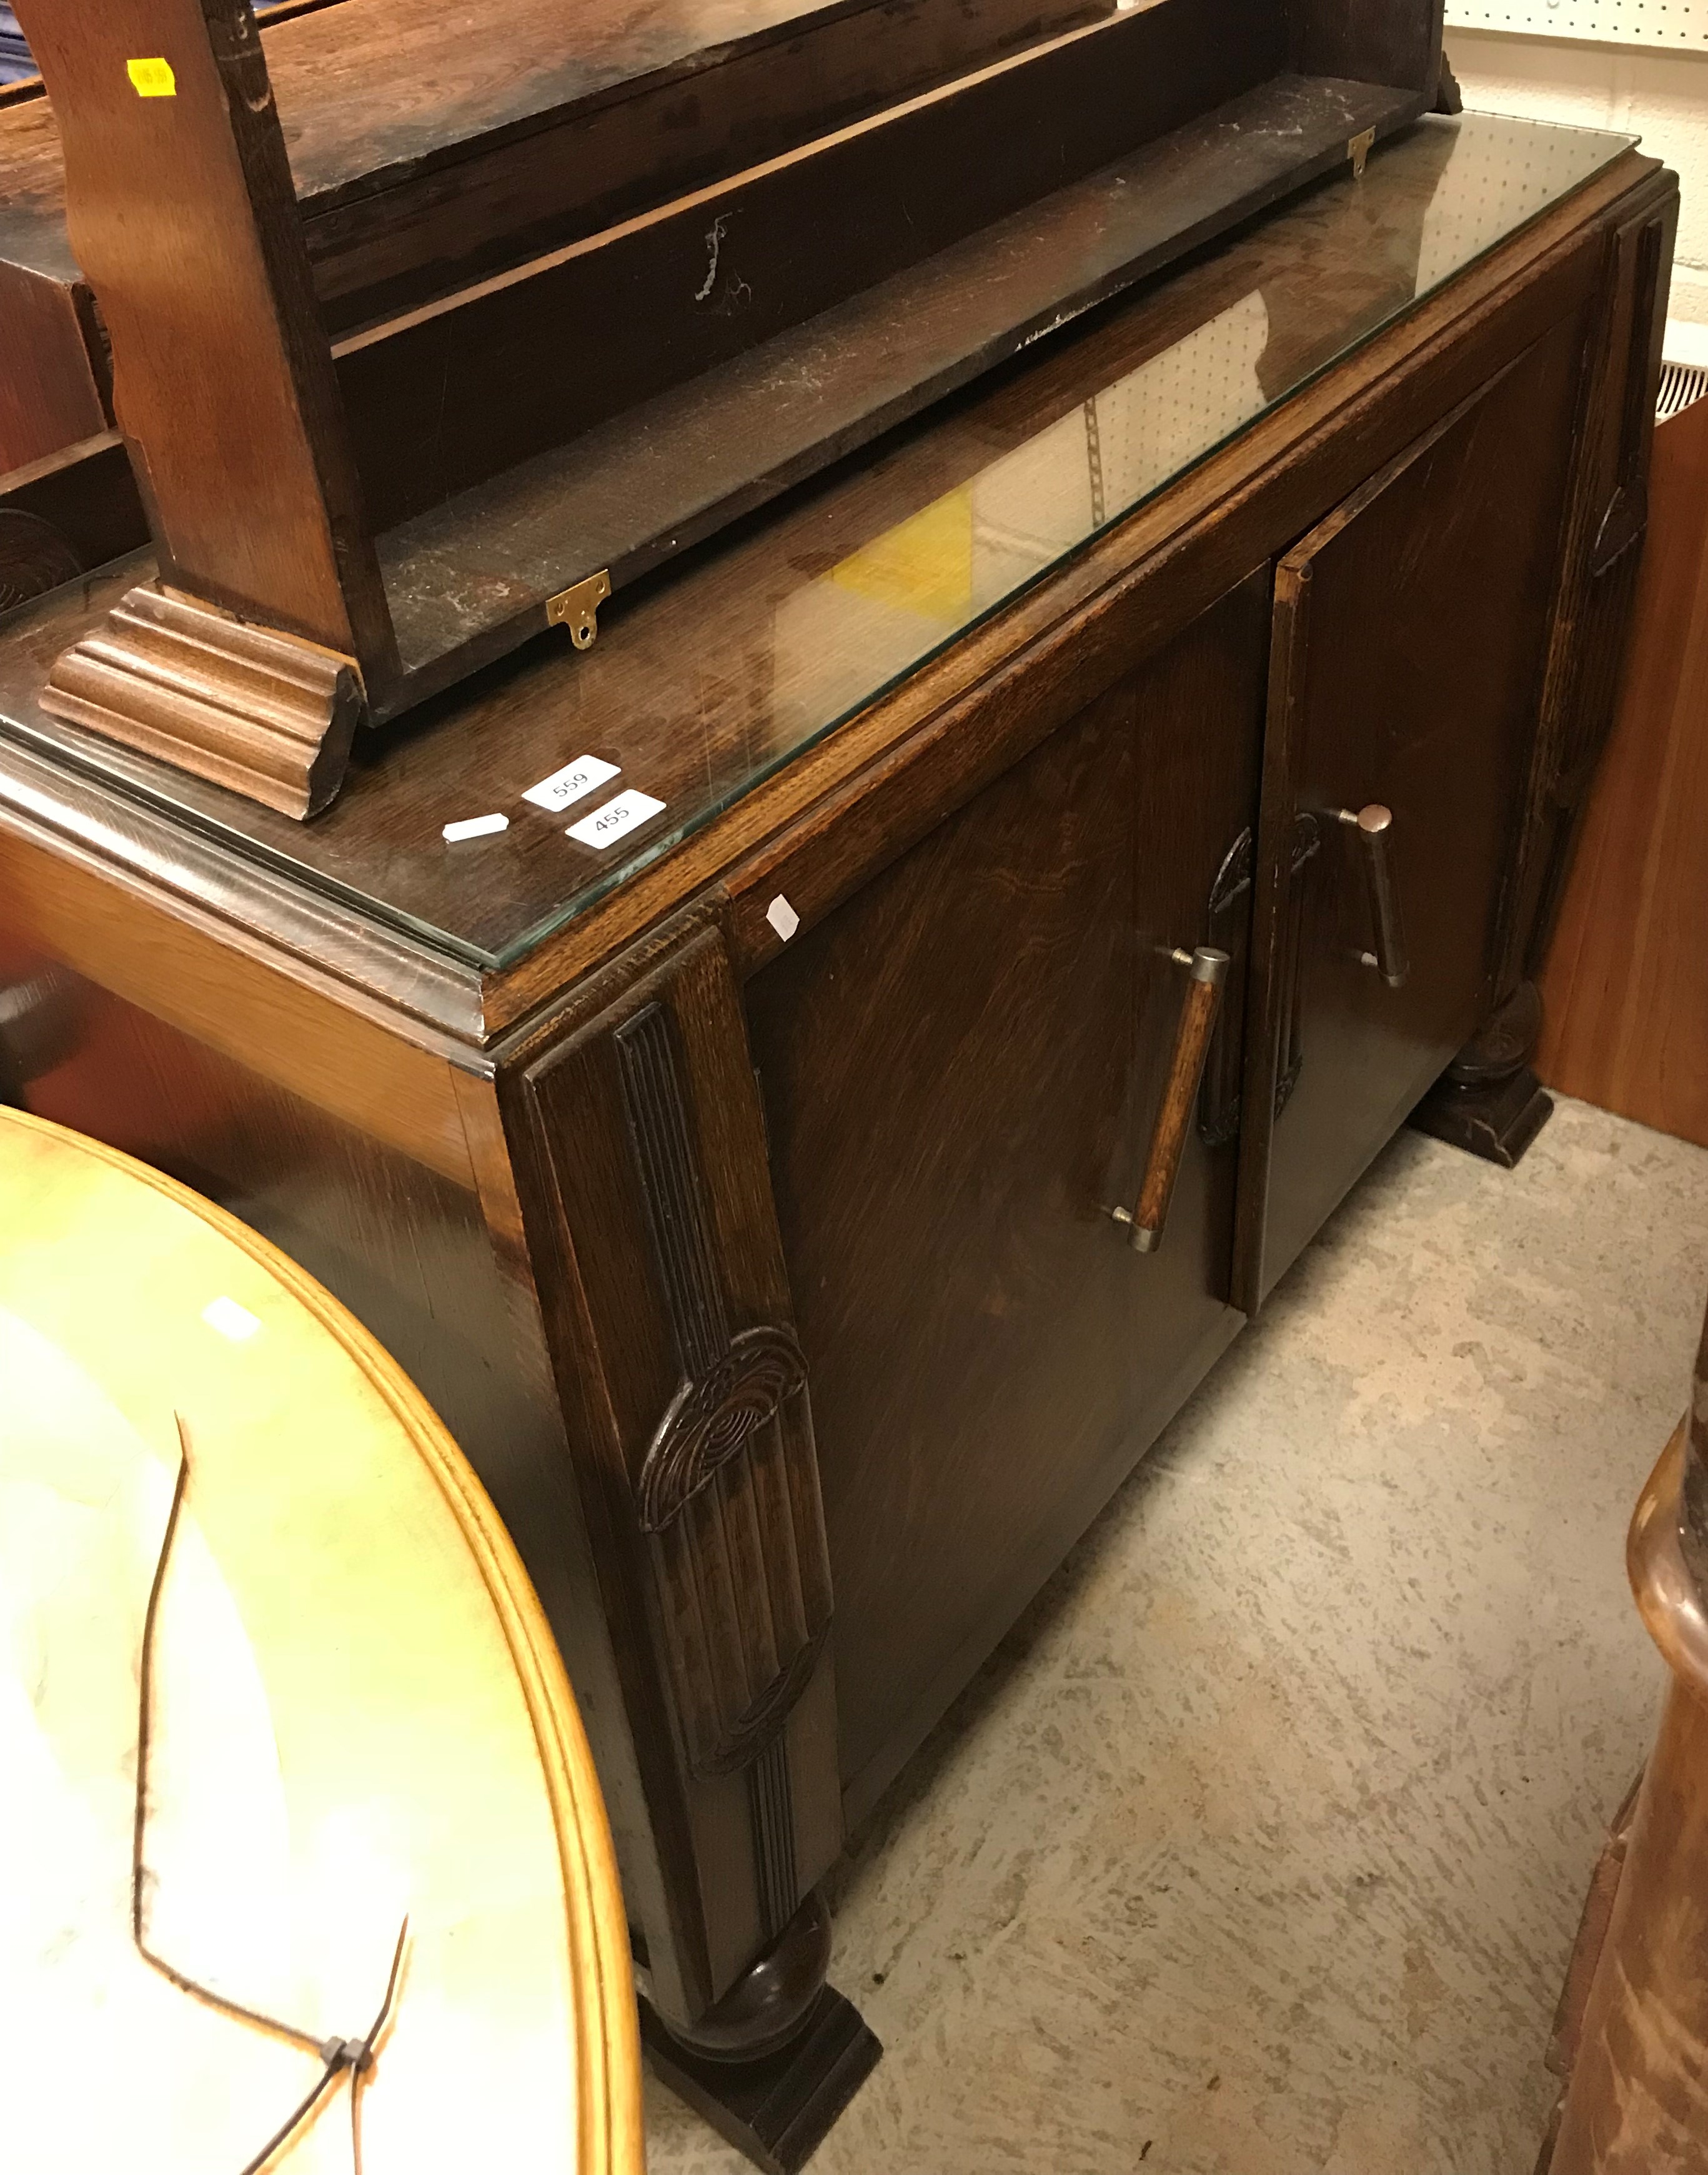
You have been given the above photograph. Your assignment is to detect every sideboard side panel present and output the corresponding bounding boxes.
[516,918,843,2021]
[1508,179,1679,991]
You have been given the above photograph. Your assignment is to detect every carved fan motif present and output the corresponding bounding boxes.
[614,998,833,1813]
[637,1324,807,1533]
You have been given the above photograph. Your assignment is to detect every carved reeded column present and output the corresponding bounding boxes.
[516,914,878,2174]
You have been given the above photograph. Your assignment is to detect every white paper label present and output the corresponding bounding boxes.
[765,894,801,942]
[523,754,620,813]
[568,790,666,850]
[202,1296,261,1342]
[442,813,508,842]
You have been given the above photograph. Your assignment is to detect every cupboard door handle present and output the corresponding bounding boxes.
[1338,804,1410,990]
[1109,945,1229,1255]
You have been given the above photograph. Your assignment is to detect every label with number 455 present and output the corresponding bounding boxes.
[567,790,666,850]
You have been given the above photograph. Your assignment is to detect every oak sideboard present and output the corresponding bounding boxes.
[0,111,1674,2169]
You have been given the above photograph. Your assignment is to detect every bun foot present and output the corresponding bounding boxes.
[642,1892,880,2173]
[1411,980,1554,1168]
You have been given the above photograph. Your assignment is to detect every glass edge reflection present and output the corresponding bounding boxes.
[0,117,1642,980]
[482,119,1639,973]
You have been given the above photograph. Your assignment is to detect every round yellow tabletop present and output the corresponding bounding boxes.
[0,1107,643,2175]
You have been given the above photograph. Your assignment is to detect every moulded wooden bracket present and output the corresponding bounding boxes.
[37,583,365,819]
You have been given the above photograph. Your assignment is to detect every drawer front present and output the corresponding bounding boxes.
[744,572,1266,1813]
[1240,312,1589,1309]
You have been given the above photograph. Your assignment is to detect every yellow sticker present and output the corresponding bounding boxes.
[127,56,176,97]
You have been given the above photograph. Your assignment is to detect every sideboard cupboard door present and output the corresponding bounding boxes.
[744,570,1268,1820]
[1238,314,1590,1310]
[517,920,843,2021]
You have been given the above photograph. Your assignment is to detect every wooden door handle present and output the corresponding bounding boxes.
[1339,804,1410,989]
[1109,945,1229,1254]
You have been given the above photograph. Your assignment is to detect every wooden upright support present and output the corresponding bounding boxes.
[13,0,396,813]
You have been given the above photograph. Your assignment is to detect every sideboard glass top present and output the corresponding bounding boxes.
[0,111,1639,973]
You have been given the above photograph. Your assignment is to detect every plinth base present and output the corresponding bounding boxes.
[1411,1064,1554,1169]
[39,583,364,820]
[641,1986,881,2174]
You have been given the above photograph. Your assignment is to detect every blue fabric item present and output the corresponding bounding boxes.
[0,0,300,86]
[0,7,34,87]
[0,0,297,84]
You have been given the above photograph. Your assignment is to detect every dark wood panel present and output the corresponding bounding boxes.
[296,0,1111,326]
[369,73,1419,680]
[1289,0,1443,87]
[0,803,474,1176]
[0,0,1436,336]
[341,0,1286,532]
[745,573,1265,1813]
[1238,312,1588,1309]
[267,0,1095,216]
[1506,194,1674,997]
[1,431,142,576]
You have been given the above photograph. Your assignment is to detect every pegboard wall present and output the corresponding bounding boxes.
[1445,0,1708,49]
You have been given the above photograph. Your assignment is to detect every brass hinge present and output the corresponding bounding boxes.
[1348,127,1376,179]
[545,569,613,652]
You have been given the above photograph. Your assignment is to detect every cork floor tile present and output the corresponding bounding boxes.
[643,1099,1708,2174]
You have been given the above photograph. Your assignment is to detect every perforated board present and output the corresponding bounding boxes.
[1445,0,1708,50]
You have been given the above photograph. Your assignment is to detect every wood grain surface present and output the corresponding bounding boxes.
[286,0,1111,325]
[0,430,140,572]
[0,1103,643,2175]
[1130,955,1228,1245]
[0,256,106,470]
[13,0,395,664]
[42,583,367,819]
[1536,393,1708,1146]
[1498,193,1673,1008]
[1546,1424,1708,2175]
[0,810,479,1180]
[358,72,1418,679]
[745,573,1263,1814]
[334,1,1285,527]
[1239,317,1586,1307]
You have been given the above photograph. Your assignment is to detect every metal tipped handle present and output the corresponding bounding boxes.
[1109,945,1230,1255]
[1339,803,1410,990]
